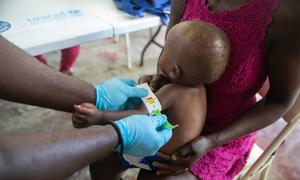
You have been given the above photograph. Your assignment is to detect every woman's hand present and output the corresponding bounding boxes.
[153,136,216,176]
[138,74,170,92]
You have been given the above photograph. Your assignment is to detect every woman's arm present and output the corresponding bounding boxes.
[0,125,118,180]
[166,0,185,37]
[152,1,300,175]
[208,2,300,147]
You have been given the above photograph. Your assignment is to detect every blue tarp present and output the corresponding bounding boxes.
[114,0,170,25]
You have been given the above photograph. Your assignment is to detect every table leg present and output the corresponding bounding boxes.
[140,25,163,67]
[125,33,132,69]
[114,35,120,43]
[149,28,153,37]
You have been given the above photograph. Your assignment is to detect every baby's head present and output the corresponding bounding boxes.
[159,20,230,86]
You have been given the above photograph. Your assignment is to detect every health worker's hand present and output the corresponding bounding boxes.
[114,114,172,157]
[94,78,148,111]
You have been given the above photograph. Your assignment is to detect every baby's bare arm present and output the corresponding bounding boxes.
[100,84,177,122]
[72,104,146,127]
[73,103,149,127]
[96,83,207,154]
[155,84,207,154]
[101,109,147,122]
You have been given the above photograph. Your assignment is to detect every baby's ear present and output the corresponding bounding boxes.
[168,64,181,80]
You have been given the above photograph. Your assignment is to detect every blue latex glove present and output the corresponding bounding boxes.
[94,78,148,111]
[114,114,172,157]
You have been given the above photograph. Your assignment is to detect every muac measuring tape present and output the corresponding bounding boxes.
[136,83,178,130]
[121,83,177,169]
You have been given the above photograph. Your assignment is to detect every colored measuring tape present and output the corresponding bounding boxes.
[136,83,177,130]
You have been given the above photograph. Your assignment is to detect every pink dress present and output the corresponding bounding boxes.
[180,0,279,179]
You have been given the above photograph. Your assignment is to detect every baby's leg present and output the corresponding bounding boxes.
[89,153,124,180]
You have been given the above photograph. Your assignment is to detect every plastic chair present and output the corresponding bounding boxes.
[235,94,300,180]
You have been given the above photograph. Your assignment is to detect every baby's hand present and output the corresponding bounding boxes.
[72,103,104,128]
[138,74,169,92]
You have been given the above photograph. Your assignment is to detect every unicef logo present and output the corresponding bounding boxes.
[0,21,11,33]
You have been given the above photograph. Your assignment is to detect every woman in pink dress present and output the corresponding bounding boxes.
[138,0,300,179]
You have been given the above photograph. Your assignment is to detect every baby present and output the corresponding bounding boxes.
[72,20,230,178]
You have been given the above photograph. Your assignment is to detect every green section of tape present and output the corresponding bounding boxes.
[162,121,176,130]
[151,109,161,116]
[150,110,175,130]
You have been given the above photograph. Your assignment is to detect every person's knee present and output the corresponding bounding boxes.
[89,153,124,179]
[138,169,197,180]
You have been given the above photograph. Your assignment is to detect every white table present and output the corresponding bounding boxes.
[0,0,162,67]
[81,0,161,35]
[0,0,113,56]
[81,0,162,68]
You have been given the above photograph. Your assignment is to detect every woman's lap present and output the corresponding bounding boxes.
[88,134,255,180]
[189,134,255,179]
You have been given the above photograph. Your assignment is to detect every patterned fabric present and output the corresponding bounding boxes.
[180,0,279,179]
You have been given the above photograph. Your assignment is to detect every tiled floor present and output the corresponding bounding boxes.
[256,119,300,180]
[0,28,299,180]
